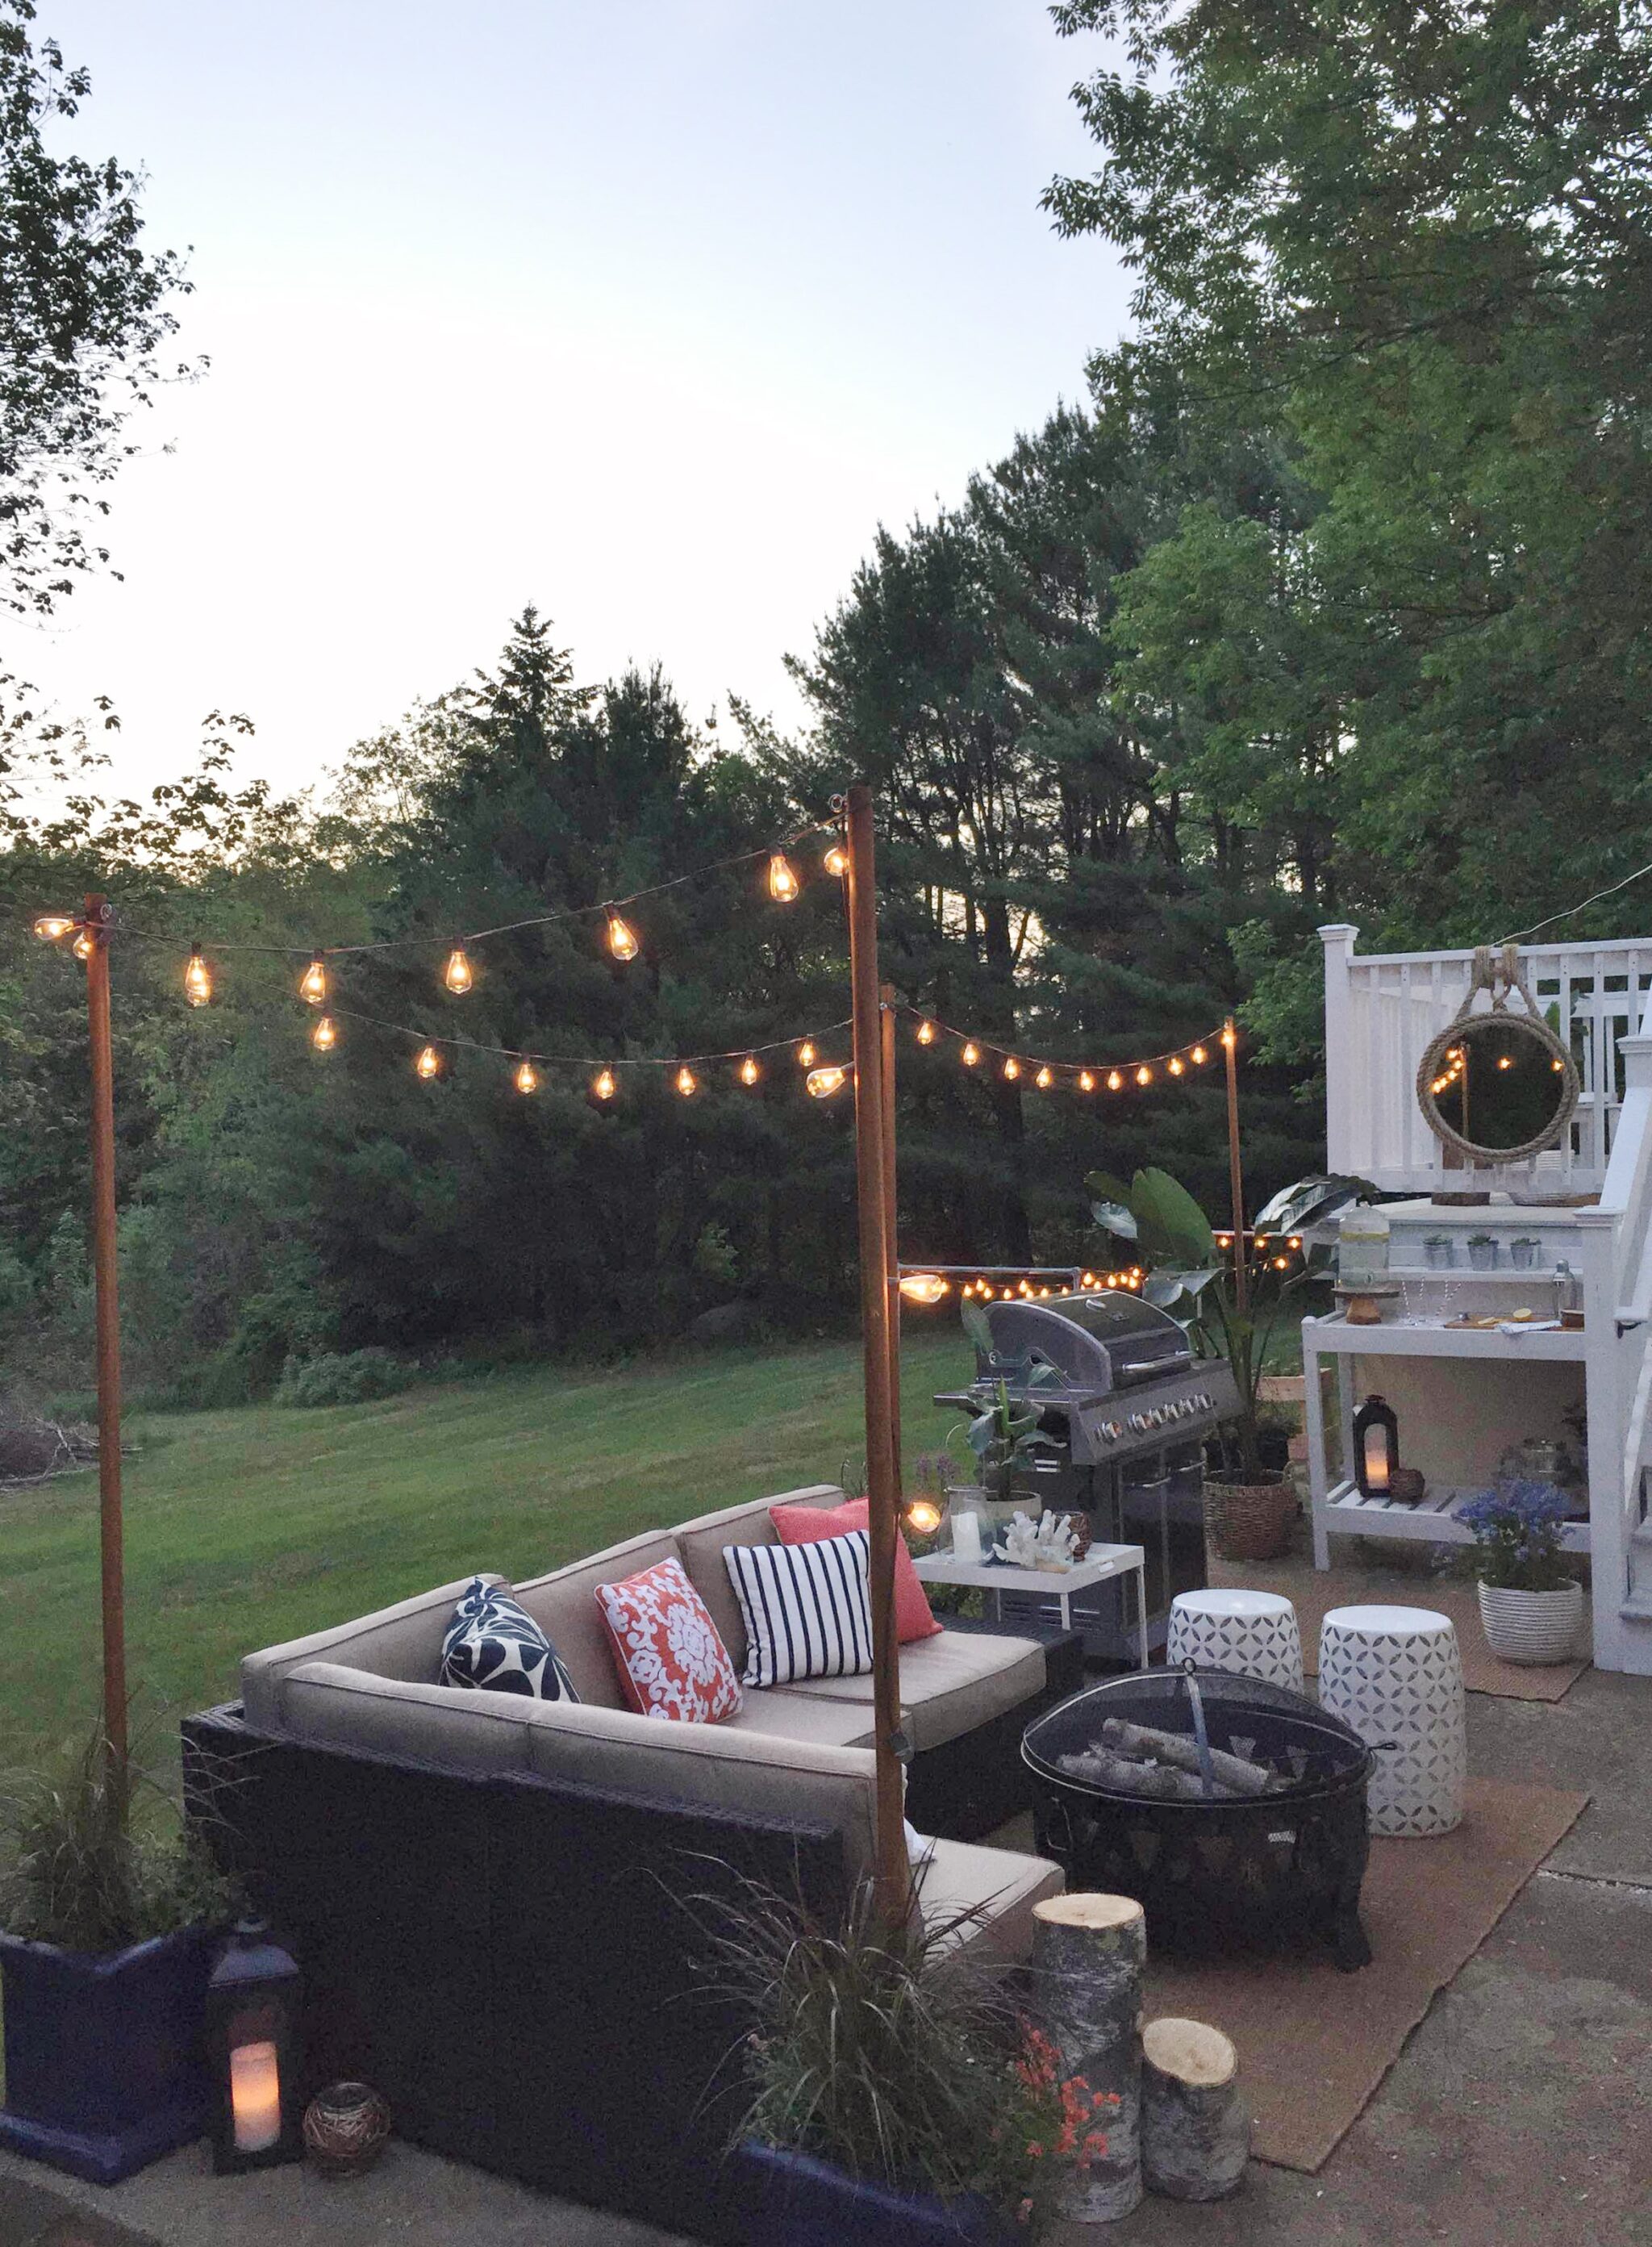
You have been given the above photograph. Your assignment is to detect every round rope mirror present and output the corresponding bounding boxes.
[1416,945,1579,1167]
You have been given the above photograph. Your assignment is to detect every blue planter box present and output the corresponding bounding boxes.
[733,2140,1018,2246]
[0,1925,214,2184]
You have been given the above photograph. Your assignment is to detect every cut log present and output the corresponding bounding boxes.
[1140,2017,1249,2201]
[1099,1717,1273,1797]
[1030,1893,1145,2223]
[1057,1748,1237,1802]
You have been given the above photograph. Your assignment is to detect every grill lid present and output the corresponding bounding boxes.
[974,1290,1192,1393]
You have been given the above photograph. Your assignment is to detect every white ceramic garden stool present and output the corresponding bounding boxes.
[1317,1605,1466,1837]
[1167,1589,1304,1692]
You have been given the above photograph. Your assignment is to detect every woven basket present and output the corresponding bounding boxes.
[1477,1580,1584,1665]
[1205,1473,1295,1563]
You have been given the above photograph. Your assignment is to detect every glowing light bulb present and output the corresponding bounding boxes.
[593,1067,616,1101]
[1107,1070,1123,1092]
[1191,1045,1208,1066]
[767,851,799,903]
[312,1014,336,1052]
[1552,1057,1564,1072]
[1288,1235,1304,1250]
[1274,1255,1289,1270]
[32,914,75,942]
[823,842,849,878]
[298,956,327,1006]
[444,948,473,995]
[606,910,640,962]
[899,1272,950,1305]
[1136,1065,1152,1087]
[797,1040,816,1067]
[72,929,94,961]
[1078,1070,1095,1092]
[916,1020,936,1046]
[962,1042,980,1067]
[1497,1054,1513,1071]
[807,1064,848,1099]
[904,1497,944,1536]
[1221,1025,1237,1050]
[740,1055,761,1086]
[415,1045,441,1080]
[1169,1056,1185,1075]
[675,1065,699,1097]
[1003,1056,1020,1081]
[179,944,211,1004]
[515,1059,539,1094]
[1036,1065,1053,1089]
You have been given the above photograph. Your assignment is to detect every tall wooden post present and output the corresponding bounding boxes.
[879,984,903,1501]
[84,895,128,1789]
[846,788,908,1923]
[1223,1017,1248,1315]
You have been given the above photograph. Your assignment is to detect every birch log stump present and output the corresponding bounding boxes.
[1029,1893,1145,2222]
[1140,2017,1249,2200]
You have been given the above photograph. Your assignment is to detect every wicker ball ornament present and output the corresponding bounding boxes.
[302,2081,391,2178]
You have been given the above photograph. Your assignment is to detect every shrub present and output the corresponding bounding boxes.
[274,1348,414,1408]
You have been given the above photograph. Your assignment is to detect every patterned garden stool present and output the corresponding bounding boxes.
[1167,1589,1304,1692]
[1317,1605,1466,1836]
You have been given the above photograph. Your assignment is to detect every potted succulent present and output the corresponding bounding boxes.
[1510,1237,1541,1271]
[1454,1482,1585,1664]
[1424,1234,1455,1270]
[1466,1233,1500,1270]
[0,1725,238,2183]
[700,1873,1113,2243]
[1088,1167,1364,1563]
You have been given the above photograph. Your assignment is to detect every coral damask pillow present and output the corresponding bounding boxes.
[595,1556,744,1723]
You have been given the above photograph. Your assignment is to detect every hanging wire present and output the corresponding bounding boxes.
[1496,858,1652,946]
[895,1004,1229,1080]
[323,1006,856,1072]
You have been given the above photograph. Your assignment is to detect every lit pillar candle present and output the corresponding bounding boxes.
[952,1511,982,1564]
[229,2039,282,2153]
[1362,1426,1391,1493]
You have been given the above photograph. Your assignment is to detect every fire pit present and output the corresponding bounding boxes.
[1022,1670,1376,1971]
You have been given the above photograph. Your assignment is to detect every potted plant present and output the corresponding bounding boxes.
[951,1309,1062,1534]
[1510,1237,1541,1271]
[700,1873,1113,2243]
[1466,1233,1500,1270]
[1088,1168,1366,1564]
[1424,1234,1455,1270]
[0,1724,238,2183]
[1454,1482,1585,1664]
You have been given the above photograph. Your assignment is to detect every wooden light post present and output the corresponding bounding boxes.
[879,982,903,1501]
[83,895,128,1788]
[1223,1017,1248,1316]
[845,787,908,1923]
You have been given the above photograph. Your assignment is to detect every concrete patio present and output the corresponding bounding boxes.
[4,1671,1647,2247]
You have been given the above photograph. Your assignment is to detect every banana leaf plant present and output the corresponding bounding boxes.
[953,1301,1061,1502]
[1087,1168,1371,1483]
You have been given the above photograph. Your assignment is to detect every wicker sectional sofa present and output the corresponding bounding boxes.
[186,1483,1082,2239]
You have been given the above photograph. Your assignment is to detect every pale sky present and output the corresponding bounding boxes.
[19,2,1128,802]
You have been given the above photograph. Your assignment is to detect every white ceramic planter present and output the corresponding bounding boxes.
[1476,1579,1584,1665]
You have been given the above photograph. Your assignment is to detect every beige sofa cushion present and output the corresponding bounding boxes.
[520,1695,881,1885]
[275,1660,533,1775]
[240,1573,504,1732]
[917,1836,1064,1969]
[675,1485,845,1674]
[776,1631,1046,1752]
[511,1529,684,1707]
[723,1689,876,1750]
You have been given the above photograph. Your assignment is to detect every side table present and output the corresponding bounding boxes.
[912,1543,1149,1669]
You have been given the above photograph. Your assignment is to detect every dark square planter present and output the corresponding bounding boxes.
[0,1925,214,2184]
[732,2140,1019,2246]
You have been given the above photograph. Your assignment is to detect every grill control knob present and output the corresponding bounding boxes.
[1127,1414,1147,1434]
[1146,1408,1166,1429]
[1102,1420,1123,1441]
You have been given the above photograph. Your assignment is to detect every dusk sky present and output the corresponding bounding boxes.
[23,2,1129,800]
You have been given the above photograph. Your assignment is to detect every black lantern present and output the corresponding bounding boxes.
[1353,1393,1400,1499]
[205,1919,303,2174]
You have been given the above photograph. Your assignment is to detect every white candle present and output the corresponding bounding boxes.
[1362,1426,1391,1493]
[951,1511,982,1564]
[230,2039,282,2153]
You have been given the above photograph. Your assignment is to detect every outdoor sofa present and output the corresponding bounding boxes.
[184,1483,1081,2239]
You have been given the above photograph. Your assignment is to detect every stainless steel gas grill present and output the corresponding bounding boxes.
[936,1292,1240,1663]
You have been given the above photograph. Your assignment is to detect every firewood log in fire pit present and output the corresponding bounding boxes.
[1099,1718,1277,1797]
[1057,1747,1241,1801]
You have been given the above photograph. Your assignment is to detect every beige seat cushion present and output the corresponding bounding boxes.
[916,1836,1064,1969]
[778,1631,1046,1752]
[724,1689,875,1750]
[512,1530,684,1707]
[274,1660,533,1775]
[240,1573,504,1732]
[675,1485,845,1675]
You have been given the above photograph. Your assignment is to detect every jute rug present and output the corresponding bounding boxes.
[1208,1550,1589,1701]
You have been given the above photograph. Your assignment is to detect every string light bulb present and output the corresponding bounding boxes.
[767,851,800,904]
[1003,1056,1020,1081]
[415,1045,441,1080]
[32,914,75,942]
[675,1065,699,1097]
[1136,1065,1152,1087]
[298,955,328,1007]
[592,1067,616,1101]
[903,1497,944,1536]
[823,841,849,878]
[1221,1025,1237,1050]
[1191,1045,1208,1066]
[312,1014,336,1053]
[962,1042,980,1067]
[1078,1070,1095,1092]
[515,1059,539,1094]
[1036,1065,1053,1089]
[72,928,94,961]
[899,1272,950,1305]
[606,909,640,963]
[1169,1056,1185,1075]
[1107,1070,1123,1092]
[916,1020,936,1046]
[806,1063,848,1099]
[797,1040,816,1068]
[1497,1054,1513,1071]
[444,947,473,995]
[183,944,212,1005]
[739,1055,761,1086]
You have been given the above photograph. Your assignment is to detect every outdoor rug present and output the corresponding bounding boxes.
[1137,1776,1587,2170]
[1208,1550,1589,1701]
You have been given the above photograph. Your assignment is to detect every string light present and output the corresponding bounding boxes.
[740,1055,761,1086]
[903,1497,944,1536]
[1221,1025,1237,1049]
[767,852,800,904]
[32,914,75,942]
[1107,1070,1123,1091]
[962,1042,981,1067]
[184,944,212,1006]
[72,929,94,963]
[916,1020,936,1046]
[515,1059,539,1094]
[899,1273,950,1305]
[797,1039,817,1067]
[1003,1056,1020,1081]
[1192,1045,1208,1065]
[1136,1065,1152,1087]
[1169,1056,1185,1075]
[606,909,640,963]
[312,1015,336,1052]
[444,948,473,995]
[823,842,849,879]
[1036,1065,1053,1089]
[675,1065,699,1097]
[298,956,328,1007]
[415,1045,441,1080]
[806,1064,848,1099]
[1078,1070,1095,1092]
[593,1067,616,1101]
[1497,1055,1513,1071]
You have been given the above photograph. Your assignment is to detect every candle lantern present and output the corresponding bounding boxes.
[206,1919,303,2174]
[1352,1393,1400,1500]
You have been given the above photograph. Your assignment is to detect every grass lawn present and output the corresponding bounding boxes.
[0,1330,970,1773]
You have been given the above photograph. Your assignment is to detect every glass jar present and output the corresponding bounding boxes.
[1337,1207,1391,1289]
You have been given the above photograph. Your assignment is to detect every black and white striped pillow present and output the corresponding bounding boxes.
[723,1531,874,1689]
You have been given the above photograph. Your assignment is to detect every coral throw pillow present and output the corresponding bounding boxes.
[595,1556,744,1723]
[770,1499,943,1643]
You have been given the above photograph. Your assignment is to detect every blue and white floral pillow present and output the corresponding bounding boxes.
[440,1577,581,1702]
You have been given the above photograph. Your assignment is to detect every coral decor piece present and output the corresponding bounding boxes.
[595,1557,743,1723]
[995,1510,1082,1572]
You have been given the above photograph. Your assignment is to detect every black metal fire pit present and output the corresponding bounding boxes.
[1023,1669,1375,1971]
